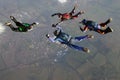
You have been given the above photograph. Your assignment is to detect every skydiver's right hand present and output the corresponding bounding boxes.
[46,34,50,38]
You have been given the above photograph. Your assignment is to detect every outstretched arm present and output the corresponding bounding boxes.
[5,22,20,32]
[51,13,62,17]
[10,16,18,23]
[46,34,56,42]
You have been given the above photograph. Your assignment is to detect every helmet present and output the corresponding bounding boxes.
[81,19,87,24]
[53,30,59,36]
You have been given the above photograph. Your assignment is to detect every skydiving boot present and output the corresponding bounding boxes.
[82,48,90,53]
[87,35,94,39]
[10,16,18,22]
[104,18,112,25]
[5,22,11,26]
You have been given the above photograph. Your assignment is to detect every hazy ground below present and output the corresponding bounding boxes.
[0,0,120,80]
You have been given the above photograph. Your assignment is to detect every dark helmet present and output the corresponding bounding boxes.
[53,30,60,36]
[31,22,39,26]
[52,24,56,27]
[81,19,87,24]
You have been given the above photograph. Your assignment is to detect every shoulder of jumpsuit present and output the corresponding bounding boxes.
[22,23,30,25]
[85,20,96,25]
[22,23,30,26]
[89,20,97,24]
[56,24,63,31]
[48,36,56,43]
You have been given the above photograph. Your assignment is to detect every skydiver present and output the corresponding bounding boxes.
[5,16,38,32]
[51,5,85,25]
[79,18,113,34]
[46,24,94,53]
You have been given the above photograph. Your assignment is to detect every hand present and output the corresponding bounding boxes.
[52,24,56,27]
[46,34,50,38]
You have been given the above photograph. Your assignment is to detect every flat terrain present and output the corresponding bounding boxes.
[0,0,120,80]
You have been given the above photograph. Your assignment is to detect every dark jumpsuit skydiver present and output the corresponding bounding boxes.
[5,16,38,32]
[79,18,113,34]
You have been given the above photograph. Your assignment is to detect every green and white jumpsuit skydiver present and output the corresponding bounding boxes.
[46,24,94,53]
[5,16,38,32]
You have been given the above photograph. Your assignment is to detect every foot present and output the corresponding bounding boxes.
[10,16,14,20]
[87,35,94,39]
[82,48,90,53]
[109,18,112,22]
[5,22,11,26]
[80,10,85,14]
[107,18,112,24]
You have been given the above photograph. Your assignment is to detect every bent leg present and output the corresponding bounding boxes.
[10,16,24,28]
[8,24,19,32]
[68,44,90,53]
[100,18,112,27]
[96,29,105,34]
[15,22,24,27]
[96,27,113,34]
[10,16,18,23]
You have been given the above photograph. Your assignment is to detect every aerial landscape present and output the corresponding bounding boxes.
[0,0,120,80]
